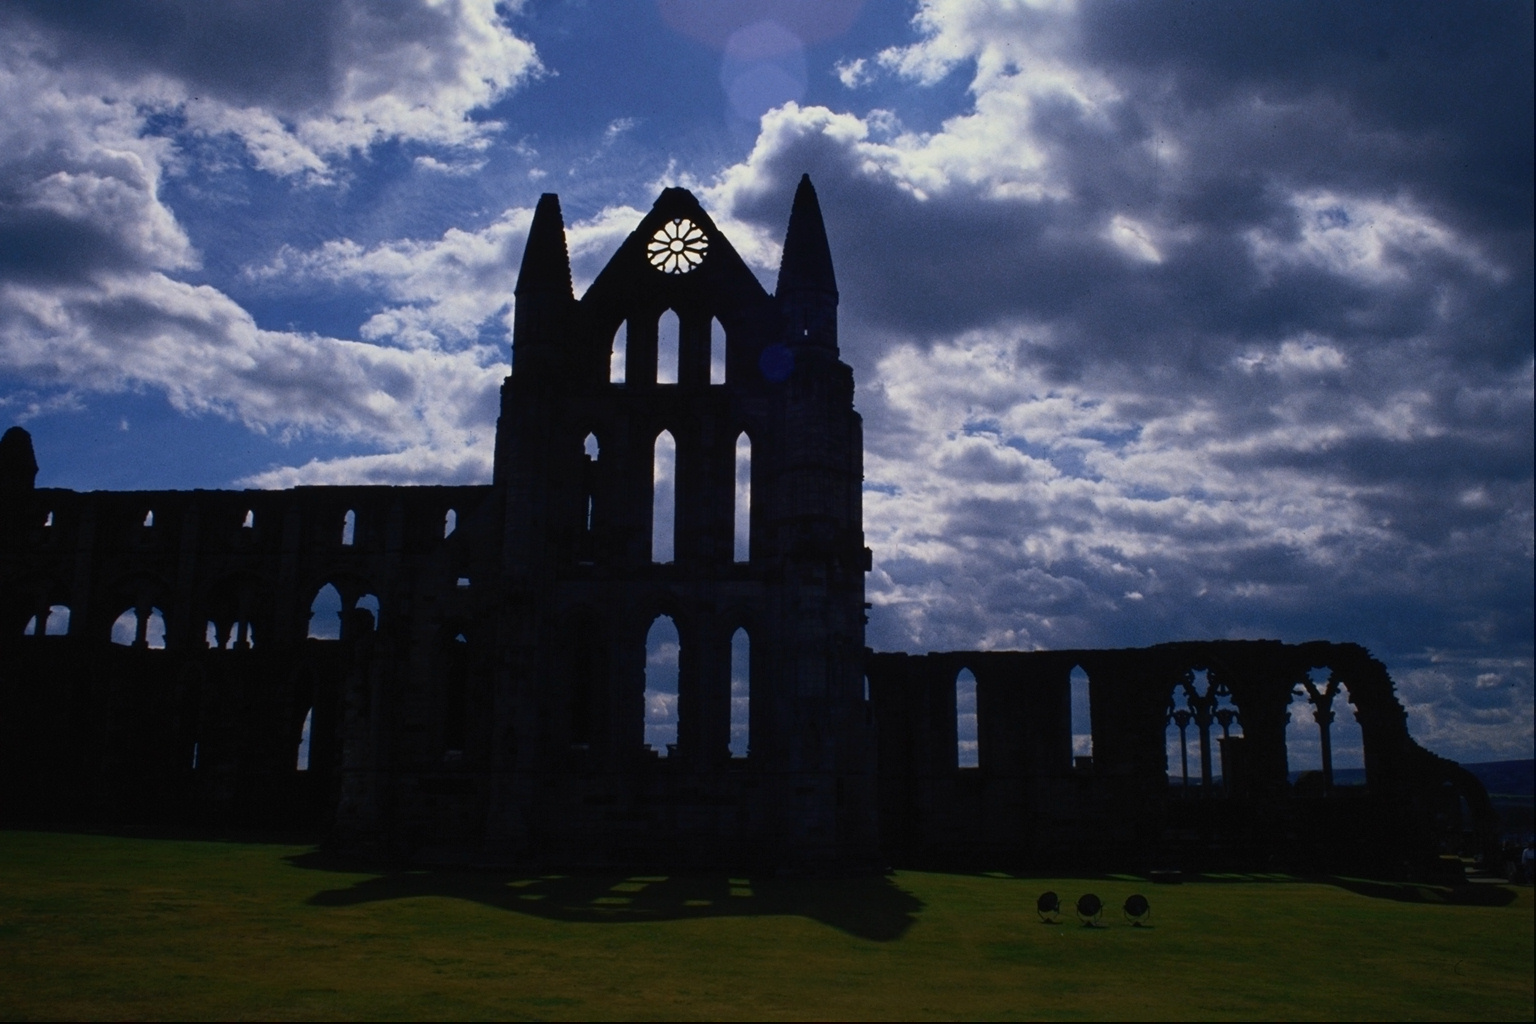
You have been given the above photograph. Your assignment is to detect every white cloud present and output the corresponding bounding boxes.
[1106,214,1162,263]
[854,323,1530,753]
[1248,191,1500,285]
[181,102,333,179]
[413,154,487,176]
[0,37,192,276]
[688,0,1534,760]
[0,270,501,450]
[876,0,1081,87]
[835,57,872,89]
[178,0,539,179]
[5,2,541,181]
[1396,653,1535,762]
[566,206,655,292]
[604,117,638,142]
[1236,337,1348,376]
[0,2,541,485]
[256,210,532,350]
[253,199,653,351]
[240,442,494,488]
[704,53,1083,214]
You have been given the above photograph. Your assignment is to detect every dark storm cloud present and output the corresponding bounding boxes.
[1,0,507,117]
[1242,432,1533,487]
[0,207,139,282]
[734,0,1534,759]
[4,0,339,110]
[1047,0,1533,366]
[720,0,1531,388]
[1075,0,1535,228]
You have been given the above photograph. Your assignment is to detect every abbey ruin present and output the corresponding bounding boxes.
[0,178,1495,874]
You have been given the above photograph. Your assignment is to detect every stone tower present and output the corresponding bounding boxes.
[491,177,877,869]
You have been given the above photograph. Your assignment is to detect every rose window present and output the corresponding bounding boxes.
[647,218,708,274]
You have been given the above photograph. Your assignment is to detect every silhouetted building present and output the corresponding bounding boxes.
[0,179,1495,874]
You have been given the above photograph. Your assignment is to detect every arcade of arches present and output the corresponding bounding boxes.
[0,180,1493,875]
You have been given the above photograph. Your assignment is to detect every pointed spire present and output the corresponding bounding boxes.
[514,193,573,298]
[776,175,838,351]
[775,174,838,300]
[511,194,574,379]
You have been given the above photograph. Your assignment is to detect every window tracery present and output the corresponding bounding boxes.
[647,218,708,274]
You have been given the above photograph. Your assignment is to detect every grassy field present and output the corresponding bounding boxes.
[1,830,1531,1021]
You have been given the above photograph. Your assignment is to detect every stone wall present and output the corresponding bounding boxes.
[867,641,1499,874]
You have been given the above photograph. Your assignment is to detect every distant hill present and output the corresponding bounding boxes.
[1462,760,1534,839]
[1278,760,1533,798]
[1183,760,1532,838]
[1275,759,1533,838]
[1460,759,1535,803]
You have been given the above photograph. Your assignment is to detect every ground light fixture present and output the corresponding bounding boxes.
[1076,893,1103,926]
[1036,891,1062,923]
[1123,893,1151,925]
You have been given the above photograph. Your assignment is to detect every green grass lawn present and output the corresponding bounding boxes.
[1,830,1530,1021]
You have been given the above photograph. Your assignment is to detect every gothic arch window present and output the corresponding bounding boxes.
[242,510,254,529]
[1167,670,1199,792]
[644,615,680,756]
[1330,685,1363,781]
[1211,683,1243,790]
[22,604,66,636]
[581,432,600,550]
[733,432,751,563]
[207,619,250,650]
[355,594,380,631]
[112,607,166,649]
[956,667,979,768]
[710,318,726,385]
[730,627,750,758]
[609,321,627,384]
[307,584,342,640]
[296,708,313,770]
[142,510,154,528]
[1168,667,1237,794]
[443,508,457,538]
[647,218,708,274]
[657,309,680,385]
[1286,666,1362,794]
[111,610,134,645]
[341,509,356,546]
[1070,665,1091,766]
[651,430,676,564]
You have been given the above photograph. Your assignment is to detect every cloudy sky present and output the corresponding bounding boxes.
[2,0,1530,764]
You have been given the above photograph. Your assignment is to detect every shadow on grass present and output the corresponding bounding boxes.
[952,868,1520,908]
[1324,876,1519,907]
[288,854,924,941]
